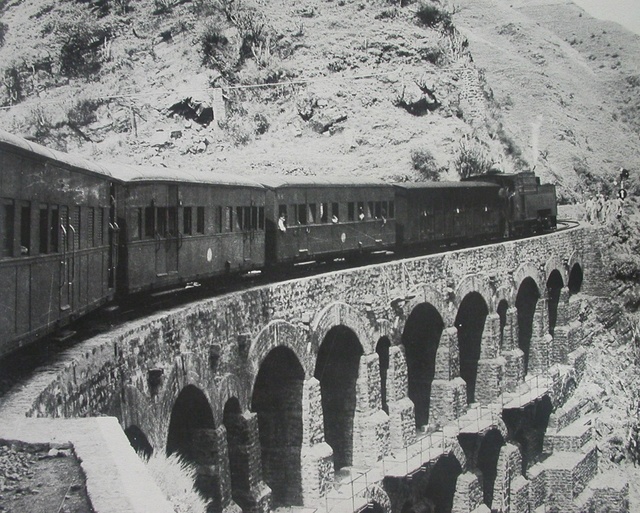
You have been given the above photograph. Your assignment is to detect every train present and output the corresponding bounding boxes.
[0,129,557,357]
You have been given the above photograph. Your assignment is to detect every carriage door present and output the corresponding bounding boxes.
[108,183,118,291]
[155,186,179,278]
[59,206,72,312]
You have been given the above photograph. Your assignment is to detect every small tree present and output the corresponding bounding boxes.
[454,136,493,179]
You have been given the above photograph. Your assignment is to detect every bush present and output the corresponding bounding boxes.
[144,453,207,513]
[454,136,493,179]
[199,22,231,69]
[2,64,24,105]
[67,98,101,127]
[58,21,113,78]
[0,21,7,47]
[411,148,442,181]
[415,2,451,28]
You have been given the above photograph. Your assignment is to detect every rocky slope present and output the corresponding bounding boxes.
[0,0,639,198]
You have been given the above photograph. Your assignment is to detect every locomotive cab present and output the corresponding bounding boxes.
[464,171,557,235]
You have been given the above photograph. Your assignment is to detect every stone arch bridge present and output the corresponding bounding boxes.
[4,226,623,513]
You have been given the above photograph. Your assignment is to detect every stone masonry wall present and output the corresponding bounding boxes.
[4,225,610,512]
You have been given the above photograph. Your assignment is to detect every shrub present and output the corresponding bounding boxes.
[144,453,207,513]
[153,0,173,15]
[199,22,231,69]
[415,2,451,28]
[67,98,101,127]
[418,45,444,65]
[2,64,24,105]
[0,21,7,47]
[411,148,442,181]
[454,136,493,179]
[58,21,113,78]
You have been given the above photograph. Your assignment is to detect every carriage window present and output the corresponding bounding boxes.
[225,207,233,232]
[278,205,287,221]
[20,203,30,256]
[2,199,14,258]
[297,204,307,225]
[244,206,251,230]
[332,203,339,222]
[367,202,374,219]
[235,207,243,230]
[168,207,177,236]
[375,201,382,219]
[388,201,395,218]
[308,204,316,224]
[196,207,205,234]
[88,208,96,244]
[347,202,355,221]
[39,205,48,254]
[259,206,265,229]
[72,206,80,249]
[97,208,104,245]
[144,206,154,238]
[251,206,258,230]
[357,201,365,220]
[183,207,192,235]
[320,203,328,223]
[157,207,167,237]
[59,206,68,252]
[50,206,59,253]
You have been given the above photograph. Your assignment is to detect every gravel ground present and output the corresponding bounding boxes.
[0,442,93,513]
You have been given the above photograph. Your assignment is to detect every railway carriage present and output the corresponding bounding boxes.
[260,176,396,265]
[394,181,502,248]
[113,166,266,294]
[0,130,116,355]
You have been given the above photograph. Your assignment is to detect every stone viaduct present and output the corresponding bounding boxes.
[1,225,629,513]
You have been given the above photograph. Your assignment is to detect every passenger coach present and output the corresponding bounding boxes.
[0,130,116,355]
[394,181,502,248]
[113,166,266,294]
[260,176,396,265]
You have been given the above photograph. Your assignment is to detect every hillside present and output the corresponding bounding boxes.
[0,0,639,199]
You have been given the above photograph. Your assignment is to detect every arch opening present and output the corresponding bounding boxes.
[502,395,553,473]
[421,453,463,513]
[568,263,583,294]
[125,425,153,460]
[402,303,444,428]
[497,299,509,352]
[477,429,505,508]
[455,292,489,404]
[376,337,391,414]
[547,270,564,336]
[166,385,219,506]
[314,325,364,471]
[223,398,250,510]
[252,346,304,506]
[515,278,540,375]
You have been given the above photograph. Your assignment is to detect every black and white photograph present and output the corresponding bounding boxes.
[0,0,639,511]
